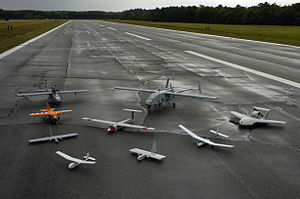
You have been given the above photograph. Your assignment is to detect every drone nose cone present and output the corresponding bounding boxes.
[107,126,115,133]
[68,162,77,169]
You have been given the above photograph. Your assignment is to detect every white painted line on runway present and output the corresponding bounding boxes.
[0,21,70,60]
[107,27,117,31]
[185,50,300,89]
[125,32,151,41]
[99,24,104,27]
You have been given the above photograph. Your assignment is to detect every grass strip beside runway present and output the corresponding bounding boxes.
[108,20,300,47]
[0,20,67,53]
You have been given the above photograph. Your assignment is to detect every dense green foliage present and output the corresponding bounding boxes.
[0,10,119,20]
[1,2,300,25]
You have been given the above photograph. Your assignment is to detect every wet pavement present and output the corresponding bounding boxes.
[0,20,299,199]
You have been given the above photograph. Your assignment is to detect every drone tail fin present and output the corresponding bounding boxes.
[151,141,157,153]
[165,78,170,88]
[46,102,51,110]
[84,153,96,161]
[198,80,201,93]
[263,109,271,119]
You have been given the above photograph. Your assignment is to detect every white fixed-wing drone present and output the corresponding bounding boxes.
[56,151,96,169]
[230,106,286,126]
[130,141,166,161]
[179,125,234,148]
[82,108,155,133]
[28,126,78,144]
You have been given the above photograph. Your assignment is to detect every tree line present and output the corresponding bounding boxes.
[1,2,300,25]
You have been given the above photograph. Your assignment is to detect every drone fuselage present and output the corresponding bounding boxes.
[107,125,120,133]
[137,154,147,161]
[107,118,131,133]
[49,93,62,104]
[145,91,172,107]
[196,141,206,147]
[68,162,80,169]
[239,118,256,126]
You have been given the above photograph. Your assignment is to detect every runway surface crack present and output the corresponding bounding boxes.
[65,36,73,77]
[0,98,22,119]
[212,152,258,199]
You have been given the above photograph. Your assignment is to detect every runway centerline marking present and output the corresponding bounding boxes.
[107,27,117,31]
[125,32,151,41]
[0,21,70,60]
[185,50,300,89]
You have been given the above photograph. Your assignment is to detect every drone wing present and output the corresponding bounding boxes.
[58,89,89,94]
[254,119,286,125]
[179,125,234,148]
[114,87,156,93]
[56,151,96,164]
[229,111,246,119]
[116,122,155,130]
[28,136,52,143]
[165,92,217,100]
[28,133,77,144]
[129,148,166,160]
[82,117,115,125]
[57,133,78,139]
[54,110,72,114]
[30,112,50,116]
[16,91,52,97]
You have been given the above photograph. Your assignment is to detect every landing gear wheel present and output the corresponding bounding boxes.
[53,116,60,124]
[147,105,151,114]
[173,103,176,108]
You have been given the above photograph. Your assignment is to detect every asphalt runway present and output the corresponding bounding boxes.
[0,20,299,199]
